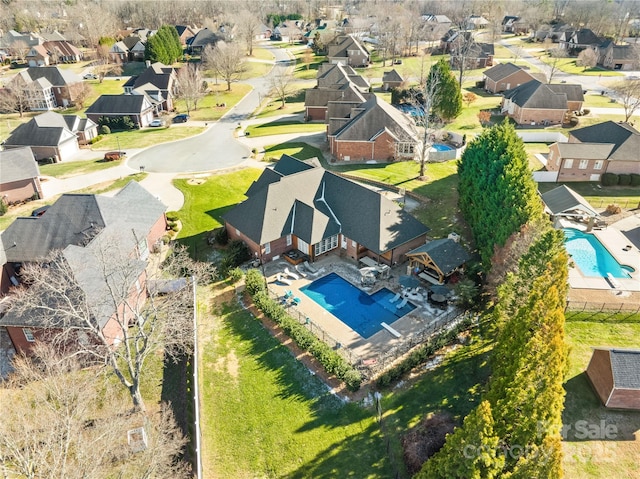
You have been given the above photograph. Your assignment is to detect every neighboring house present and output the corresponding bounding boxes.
[187,28,219,53]
[382,69,404,91]
[406,238,471,285]
[0,147,43,203]
[63,114,98,144]
[450,42,494,69]
[26,44,50,66]
[274,22,305,43]
[327,94,420,163]
[43,40,83,63]
[175,25,197,46]
[501,79,584,125]
[531,23,573,43]
[85,94,155,128]
[305,81,368,121]
[502,15,520,33]
[586,348,640,410]
[123,36,147,61]
[546,121,640,182]
[123,62,177,111]
[439,29,472,54]
[0,30,41,51]
[600,42,638,70]
[0,181,168,353]
[465,15,490,30]
[3,111,82,162]
[540,185,600,224]
[561,28,602,55]
[482,62,541,93]
[10,66,83,109]
[223,155,430,266]
[109,41,130,62]
[315,62,369,91]
[327,34,370,67]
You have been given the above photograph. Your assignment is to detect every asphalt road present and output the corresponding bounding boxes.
[126,47,293,173]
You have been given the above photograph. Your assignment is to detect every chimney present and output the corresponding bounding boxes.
[145,60,151,68]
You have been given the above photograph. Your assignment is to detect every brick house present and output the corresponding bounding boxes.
[450,42,494,69]
[546,121,640,182]
[122,62,178,112]
[600,42,639,70]
[85,94,155,128]
[501,79,584,125]
[175,25,197,47]
[482,62,541,93]
[10,66,83,109]
[560,28,603,55]
[327,94,420,163]
[586,348,640,410]
[0,147,43,203]
[0,181,168,353]
[327,35,370,67]
[382,69,404,91]
[223,155,429,267]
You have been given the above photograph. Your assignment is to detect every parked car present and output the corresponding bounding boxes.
[83,73,98,80]
[104,151,126,161]
[172,114,190,123]
[149,119,164,127]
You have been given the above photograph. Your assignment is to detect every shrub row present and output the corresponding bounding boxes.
[244,269,362,391]
[376,316,474,388]
[602,172,640,186]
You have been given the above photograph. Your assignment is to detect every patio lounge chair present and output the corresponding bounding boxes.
[276,273,292,286]
[389,292,401,303]
[295,264,307,278]
[303,261,318,274]
[396,297,409,309]
[284,267,299,281]
[292,297,301,306]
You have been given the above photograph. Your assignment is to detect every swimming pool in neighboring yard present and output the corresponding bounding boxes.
[430,143,454,152]
[563,228,632,279]
[300,273,416,338]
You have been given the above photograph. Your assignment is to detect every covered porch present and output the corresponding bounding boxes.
[406,238,471,285]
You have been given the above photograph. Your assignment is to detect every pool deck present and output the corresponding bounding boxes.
[262,256,460,362]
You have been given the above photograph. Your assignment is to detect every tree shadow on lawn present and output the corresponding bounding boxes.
[217,300,395,477]
[563,373,640,442]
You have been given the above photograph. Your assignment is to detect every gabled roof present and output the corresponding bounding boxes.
[610,45,637,61]
[555,142,614,160]
[27,44,48,58]
[422,14,452,24]
[125,62,175,92]
[0,147,40,184]
[85,94,153,115]
[592,348,640,390]
[327,34,369,59]
[187,28,219,48]
[570,121,640,161]
[570,28,602,45]
[540,185,599,217]
[502,79,574,109]
[14,66,82,87]
[4,112,77,148]
[223,155,429,254]
[39,31,66,42]
[316,63,370,90]
[382,69,403,83]
[547,83,584,102]
[110,41,129,53]
[407,238,471,275]
[305,81,368,108]
[331,95,419,144]
[121,36,142,50]
[43,40,81,57]
[483,62,533,81]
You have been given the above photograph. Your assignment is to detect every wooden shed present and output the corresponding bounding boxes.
[586,348,640,410]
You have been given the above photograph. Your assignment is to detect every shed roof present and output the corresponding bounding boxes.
[540,185,599,217]
[407,238,471,275]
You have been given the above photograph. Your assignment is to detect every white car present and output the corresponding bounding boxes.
[83,73,98,80]
[149,119,164,127]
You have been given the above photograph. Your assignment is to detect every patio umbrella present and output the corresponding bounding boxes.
[430,284,452,297]
[399,275,421,289]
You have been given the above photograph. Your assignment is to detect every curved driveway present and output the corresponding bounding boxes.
[127,47,293,173]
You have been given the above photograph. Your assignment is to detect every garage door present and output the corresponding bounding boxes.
[58,138,79,162]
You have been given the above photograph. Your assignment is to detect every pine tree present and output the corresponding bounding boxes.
[457,121,543,266]
[427,58,462,121]
[417,401,505,479]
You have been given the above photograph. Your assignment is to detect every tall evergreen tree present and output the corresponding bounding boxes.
[427,58,462,121]
[458,121,543,266]
[417,401,504,479]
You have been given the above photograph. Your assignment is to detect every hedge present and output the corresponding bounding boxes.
[601,172,618,186]
[631,173,640,186]
[618,173,631,186]
[376,316,474,388]
[245,270,362,391]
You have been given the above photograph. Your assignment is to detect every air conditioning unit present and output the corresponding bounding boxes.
[448,232,460,243]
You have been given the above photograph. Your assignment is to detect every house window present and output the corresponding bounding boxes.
[594,160,603,170]
[137,237,149,260]
[564,159,573,169]
[397,142,415,155]
[286,234,292,246]
[314,235,338,256]
[23,328,36,342]
[264,242,271,255]
[578,160,588,169]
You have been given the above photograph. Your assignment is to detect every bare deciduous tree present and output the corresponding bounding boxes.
[546,47,569,84]
[408,73,442,179]
[268,66,295,109]
[176,65,206,114]
[203,41,247,91]
[94,45,123,83]
[576,48,599,70]
[68,81,94,109]
[610,79,640,121]
[0,75,37,117]
[7,240,213,412]
[450,29,475,87]
[0,344,190,479]
[236,9,261,56]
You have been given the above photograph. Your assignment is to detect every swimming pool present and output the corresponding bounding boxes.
[563,228,632,279]
[300,273,416,338]
[430,143,454,152]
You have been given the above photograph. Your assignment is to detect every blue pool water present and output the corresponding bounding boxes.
[430,143,454,152]
[563,229,632,279]
[300,273,416,338]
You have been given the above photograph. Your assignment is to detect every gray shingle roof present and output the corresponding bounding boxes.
[570,121,640,162]
[4,112,77,148]
[483,62,532,81]
[15,65,82,87]
[223,155,429,254]
[609,349,640,389]
[540,184,599,217]
[85,94,152,115]
[0,147,40,184]
[382,69,403,83]
[503,79,575,109]
[407,239,471,275]
[555,142,614,160]
[126,62,175,92]
[547,83,584,102]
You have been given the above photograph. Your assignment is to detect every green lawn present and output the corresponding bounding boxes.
[583,93,623,108]
[293,48,326,80]
[263,142,324,162]
[39,158,120,178]
[245,120,326,137]
[537,182,640,210]
[523,143,551,170]
[538,55,623,76]
[90,127,205,150]
[250,47,275,61]
[200,300,391,478]
[175,83,253,121]
[563,312,640,479]
[255,87,309,118]
[173,169,262,257]
[241,60,273,80]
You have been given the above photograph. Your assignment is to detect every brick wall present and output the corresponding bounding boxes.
[607,160,640,175]
[0,178,41,203]
[331,130,396,162]
[486,71,536,93]
[306,106,326,121]
[586,349,614,406]
[511,105,565,125]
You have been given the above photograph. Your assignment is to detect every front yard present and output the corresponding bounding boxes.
[90,127,206,150]
[244,120,326,137]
